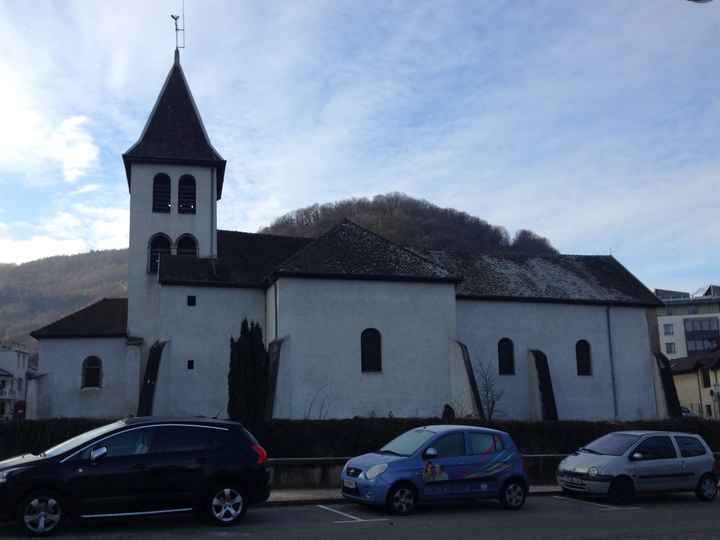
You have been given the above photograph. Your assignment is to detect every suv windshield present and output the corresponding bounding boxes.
[42,421,126,458]
[581,433,641,456]
[380,429,436,457]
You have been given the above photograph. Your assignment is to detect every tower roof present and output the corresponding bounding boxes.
[123,50,226,198]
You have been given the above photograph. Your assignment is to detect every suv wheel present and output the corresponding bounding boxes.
[695,474,718,502]
[386,484,417,515]
[17,491,64,537]
[608,476,634,506]
[208,487,247,526]
[500,480,527,510]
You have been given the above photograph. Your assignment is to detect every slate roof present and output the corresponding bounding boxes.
[158,230,312,288]
[273,221,457,283]
[671,351,720,375]
[428,251,661,307]
[31,299,128,340]
[122,50,226,198]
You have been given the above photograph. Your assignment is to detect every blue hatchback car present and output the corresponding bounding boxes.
[341,425,528,514]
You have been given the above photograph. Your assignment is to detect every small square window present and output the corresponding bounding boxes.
[663,323,674,336]
[187,360,194,370]
[665,342,676,355]
[187,295,196,306]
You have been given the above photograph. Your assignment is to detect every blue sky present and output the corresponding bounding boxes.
[0,0,718,292]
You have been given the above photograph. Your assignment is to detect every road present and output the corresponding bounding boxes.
[2,493,720,539]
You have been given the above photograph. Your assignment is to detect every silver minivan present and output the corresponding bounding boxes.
[557,431,717,504]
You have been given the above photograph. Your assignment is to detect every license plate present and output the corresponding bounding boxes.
[343,479,357,489]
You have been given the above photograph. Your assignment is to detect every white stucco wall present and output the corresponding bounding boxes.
[273,278,457,419]
[34,338,136,419]
[457,300,657,421]
[153,285,266,417]
[127,162,218,379]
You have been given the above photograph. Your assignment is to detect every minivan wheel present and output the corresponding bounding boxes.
[17,492,64,537]
[500,480,527,510]
[608,477,635,506]
[386,484,417,515]
[207,487,247,526]
[695,474,718,502]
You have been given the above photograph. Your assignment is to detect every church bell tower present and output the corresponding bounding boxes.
[122,48,226,357]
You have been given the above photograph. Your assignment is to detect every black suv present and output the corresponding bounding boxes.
[0,417,271,536]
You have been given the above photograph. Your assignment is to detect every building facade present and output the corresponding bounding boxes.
[656,287,720,360]
[32,51,670,423]
[0,345,38,420]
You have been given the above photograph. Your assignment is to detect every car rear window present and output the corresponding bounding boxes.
[149,426,213,454]
[468,433,503,454]
[675,436,707,458]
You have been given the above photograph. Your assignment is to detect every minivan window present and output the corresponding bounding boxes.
[634,436,677,460]
[582,433,641,456]
[674,436,707,458]
[149,426,212,454]
[43,421,126,458]
[433,432,466,458]
[380,429,435,457]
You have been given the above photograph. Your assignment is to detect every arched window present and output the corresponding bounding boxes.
[361,328,382,372]
[152,173,171,213]
[498,338,515,375]
[176,234,198,257]
[82,356,102,388]
[576,340,592,376]
[178,175,196,214]
[148,233,171,273]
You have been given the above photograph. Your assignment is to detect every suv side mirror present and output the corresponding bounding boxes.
[424,447,438,459]
[630,451,644,461]
[90,446,108,464]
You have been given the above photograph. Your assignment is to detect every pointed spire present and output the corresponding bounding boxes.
[123,53,226,198]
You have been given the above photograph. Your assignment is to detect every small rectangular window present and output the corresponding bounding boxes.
[663,323,674,336]
[187,295,196,306]
[187,360,194,370]
[665,342,676,355]
[706,404,713,418]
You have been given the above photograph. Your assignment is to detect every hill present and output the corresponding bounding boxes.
[1,193,554,350]
[0,250,128,350]
[261,193,556,256]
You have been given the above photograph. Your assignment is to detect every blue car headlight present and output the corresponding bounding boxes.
[365,464,388,481]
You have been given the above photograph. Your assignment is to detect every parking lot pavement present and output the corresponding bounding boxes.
[1,494,720,539]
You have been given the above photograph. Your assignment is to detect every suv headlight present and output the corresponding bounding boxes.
[0,467,29,484]
[587,467,600,478]
[365,464,388,481]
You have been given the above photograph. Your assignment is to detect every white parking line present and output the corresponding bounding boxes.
[552,496,641,511]
[316,504,389,524]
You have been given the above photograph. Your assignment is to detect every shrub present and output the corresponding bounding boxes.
[2,417,719,461]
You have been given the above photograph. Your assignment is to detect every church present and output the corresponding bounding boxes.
[31,50,673,422]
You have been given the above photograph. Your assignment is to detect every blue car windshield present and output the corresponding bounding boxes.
[581,433,641,456]
[42,421,126,458]
[380,429,436,457]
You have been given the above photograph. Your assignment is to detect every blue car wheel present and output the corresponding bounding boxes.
[386,483,417,515]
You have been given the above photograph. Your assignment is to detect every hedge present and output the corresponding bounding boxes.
[2,418,720,461]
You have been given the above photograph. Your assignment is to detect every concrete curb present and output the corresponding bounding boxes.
[264,486,562,507]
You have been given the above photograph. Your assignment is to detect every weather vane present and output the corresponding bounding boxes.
[171,0,185,51]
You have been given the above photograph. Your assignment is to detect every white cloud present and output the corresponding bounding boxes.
[0,203,129,264]
[70,184,102,196]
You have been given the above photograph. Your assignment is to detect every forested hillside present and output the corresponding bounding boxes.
[1,193,555,349]
[262,193,555,256]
